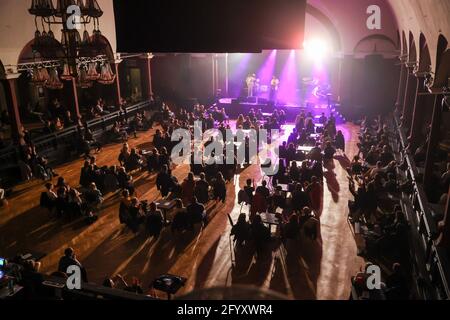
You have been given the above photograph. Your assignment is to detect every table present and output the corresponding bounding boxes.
[155,200,176,224]
[260,212,281,234]
[276,183,289,192]
[0,285,23,300]
[290,160,305,168]
[297,146,314,153]
[152,274,187,300]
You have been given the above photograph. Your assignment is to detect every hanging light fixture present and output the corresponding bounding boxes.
[39,68,50,82]
[30,0,105,79]
[84,0,103,18]
[46,68,64,90]
[30,67,44,83]
[97,62,116,85]
[86,62,100,80]
[77,66,93,88]
[29,0,56,17]
[60,63,73,81]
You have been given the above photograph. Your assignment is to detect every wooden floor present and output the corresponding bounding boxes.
[0,123,365,300]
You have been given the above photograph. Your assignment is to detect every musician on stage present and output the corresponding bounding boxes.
[270,75,280,102]
[246,73,257,97]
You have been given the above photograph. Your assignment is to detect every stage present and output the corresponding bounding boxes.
[216,97,331,121]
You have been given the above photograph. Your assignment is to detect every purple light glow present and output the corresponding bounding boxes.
[278,50,299,105]
[256,50,277,99]
[229,53,252,97]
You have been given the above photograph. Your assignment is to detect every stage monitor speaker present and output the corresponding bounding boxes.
[246,97,257,104]
[258,98,269,105]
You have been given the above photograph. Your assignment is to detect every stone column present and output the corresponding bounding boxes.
[5,73,22,142]
[114,57,123,106]
[408,72,427,145]
[401,63,418,131]
[142,53,154,100]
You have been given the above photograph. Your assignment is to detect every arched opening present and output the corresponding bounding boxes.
[15,35,118,124]
[0,59,12,144]
[402,31,408,57]
[436,34,448,74]
[305,4,342,52]
[419,33,432,72]
[434,35,449,88]
[409,32,417,63]
[353,34,398,58]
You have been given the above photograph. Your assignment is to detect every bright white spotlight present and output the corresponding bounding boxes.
[303,39,330,61]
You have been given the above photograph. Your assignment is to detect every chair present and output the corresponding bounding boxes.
[237,189,250,214]
[227,213,236,266]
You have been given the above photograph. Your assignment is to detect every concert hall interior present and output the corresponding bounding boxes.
[0,0,450,302]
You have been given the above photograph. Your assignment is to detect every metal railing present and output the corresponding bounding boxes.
[394,114,450,299]
[0,100,155,172]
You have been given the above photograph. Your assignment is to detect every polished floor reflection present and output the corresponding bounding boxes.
[0,123,365,299]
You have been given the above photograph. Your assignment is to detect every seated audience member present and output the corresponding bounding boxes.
[181,172,196,206]
[40,182,57,212]
[84,182,104,210]
[384,173,399,194]
[119,189,132,224]
[309,143,323,163]
[385,263,410,300]
[323,141,336,161]
[171,199,189,233]
[156,165,173,198]
[335,130,345,152]
[127,197,144,233]
[282,213,300,240]
[117,166,135,195]
[125,148,142,172]
[305,176,323,214]
[350,156,363,175]
[291,183,310,213]
[0,187,6,207]
[244,179,255,204]
[145,202,164,238]
[301,207,319,240]
[103,166,119,194]
[250,215,271,253]
[231,213,251,246]
[213,172,227,203]
[365,146,379,166]
[58,247,88,282]
[269,186,286,211]
[186,196,207,227]
[255,180,270,199]
[194,172,210,204]
[379,145,395,167]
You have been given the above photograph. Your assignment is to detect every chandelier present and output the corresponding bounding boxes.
[28,0,114,88]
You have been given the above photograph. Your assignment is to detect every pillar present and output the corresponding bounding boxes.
[424,94,442,192]
[5,73,22,142]
[401,64,418,131]
[437,186,450,248]
[71,77,81,119]
[395,60,407,115]
[142,53,154,100]
[408,73,427,144]
[114,58,123,106]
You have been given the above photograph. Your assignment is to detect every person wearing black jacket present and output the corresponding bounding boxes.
[58,247,88,282]
[156,165,173,197]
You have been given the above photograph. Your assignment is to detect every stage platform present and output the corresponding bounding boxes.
[216,98,329,121]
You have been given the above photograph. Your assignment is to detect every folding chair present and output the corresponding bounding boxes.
[227,213,236,266]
